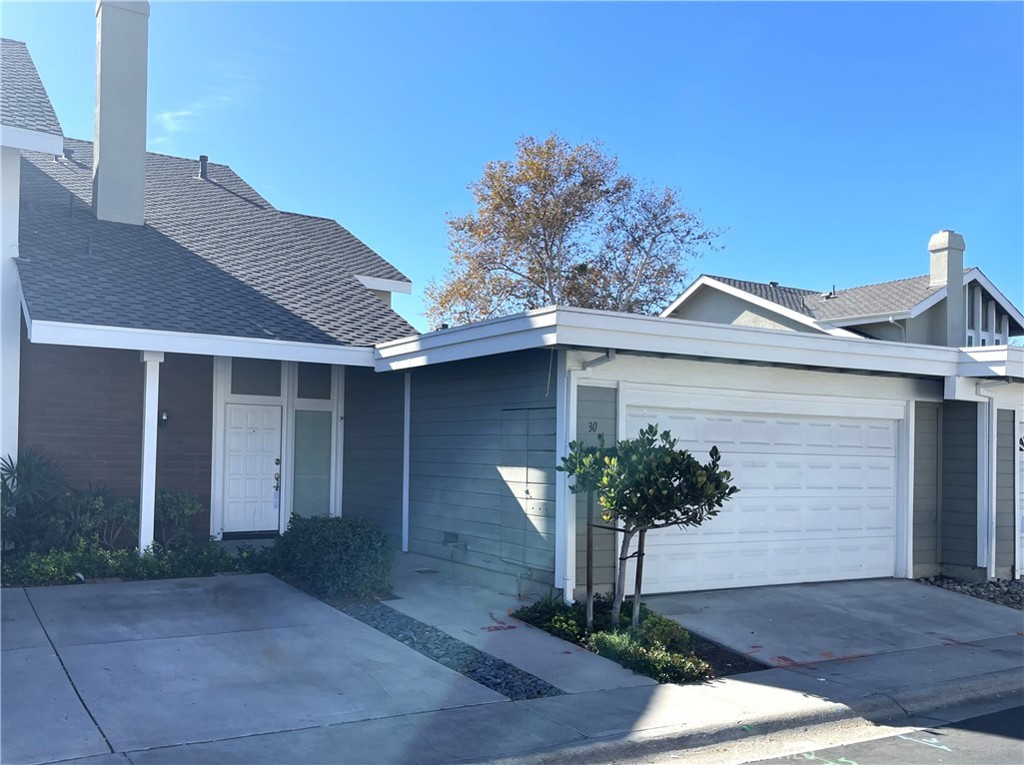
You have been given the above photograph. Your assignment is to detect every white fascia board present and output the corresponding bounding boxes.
[555,307,957,377]
[26,319,376,366]
[375,309,559,371]
[659,275,711,317]
[355,275,413,295]
[376,305,960,378]
[0,124,62,155]
[956,345,1024,379]
[660,275,857,338]
[959,269,1024,331]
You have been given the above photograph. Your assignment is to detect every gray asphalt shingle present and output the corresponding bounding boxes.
[707,272,967,323]
[0,38,62,137]
[17,138,416,347]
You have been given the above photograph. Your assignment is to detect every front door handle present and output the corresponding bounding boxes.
[274,472,281,491]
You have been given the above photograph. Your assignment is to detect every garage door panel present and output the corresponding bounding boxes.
[622,404,898,593]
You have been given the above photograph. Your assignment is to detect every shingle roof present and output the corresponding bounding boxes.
[804,274,947,321]
[0,38,62,137]
[17,138,416,347]
[706,275,819,317]
[706,272,964,323]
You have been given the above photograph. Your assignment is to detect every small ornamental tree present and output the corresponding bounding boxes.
[599,425,739,626]
[558,436,614,632]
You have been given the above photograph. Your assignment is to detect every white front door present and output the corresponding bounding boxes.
[623,405,898,593]
[224,404,282,533]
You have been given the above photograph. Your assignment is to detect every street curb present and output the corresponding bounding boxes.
[472,668,1024,765]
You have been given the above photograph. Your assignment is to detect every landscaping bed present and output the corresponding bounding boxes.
[512,593,762,684]
[918,575,1023,611]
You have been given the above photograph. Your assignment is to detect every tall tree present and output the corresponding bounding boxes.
[426,134,721,327]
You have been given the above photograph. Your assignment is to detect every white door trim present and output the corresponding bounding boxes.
[211,358,346,538]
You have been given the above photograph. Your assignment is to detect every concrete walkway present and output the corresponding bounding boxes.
[2,567,1021,765]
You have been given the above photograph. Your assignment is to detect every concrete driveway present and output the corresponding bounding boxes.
[647,579,1024,701]
[1,574,504,765]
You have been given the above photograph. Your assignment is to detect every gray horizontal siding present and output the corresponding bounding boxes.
[913,402,939,577]
[995,409,1015,571]
[408,350,558,595]
[342,367,404,544]
[940,401,979,572]
[574,385,617,598]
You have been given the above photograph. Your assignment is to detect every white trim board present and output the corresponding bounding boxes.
[26,318,377,366]
[376,306,970,378]
[355,275,413,295]
[0,124,63,154]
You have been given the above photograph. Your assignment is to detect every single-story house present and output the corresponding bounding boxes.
[2,2,1021,602]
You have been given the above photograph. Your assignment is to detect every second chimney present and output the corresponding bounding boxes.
[928,229,966,347]
[92,0,150,225]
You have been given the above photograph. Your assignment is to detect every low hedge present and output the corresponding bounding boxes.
[267,515,393,598]
[512,593,711,684]
[0,536,258,587]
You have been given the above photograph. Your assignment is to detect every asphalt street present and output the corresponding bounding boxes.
[749,706,1024,765]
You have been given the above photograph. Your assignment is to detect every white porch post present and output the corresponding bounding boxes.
[139,351,163,552]
[1,147,23,462]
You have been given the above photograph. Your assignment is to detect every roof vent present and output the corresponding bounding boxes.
[769,281,779,288]
[824,284,837,299]
[199,155,209,180]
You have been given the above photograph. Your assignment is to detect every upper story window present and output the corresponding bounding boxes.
[967,288,975,329]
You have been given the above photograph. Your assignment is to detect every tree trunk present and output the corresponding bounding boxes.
[611,527,635,626]
[631,528,646,627]
[586,490,595,633]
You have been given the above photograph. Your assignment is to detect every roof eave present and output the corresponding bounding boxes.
[24,311,378,367]
[1,123,62,154]
[375,305,970,378]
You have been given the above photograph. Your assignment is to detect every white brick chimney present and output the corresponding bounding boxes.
[928,229,966,347]
[92,0,149,225]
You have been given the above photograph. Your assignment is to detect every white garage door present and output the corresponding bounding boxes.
[624,404,897,593]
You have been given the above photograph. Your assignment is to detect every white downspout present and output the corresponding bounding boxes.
[401,372,411,553]
[976,380,1008,579]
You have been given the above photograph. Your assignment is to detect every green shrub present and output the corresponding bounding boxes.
[267,516,393,598]
[512,593,707,684]
[588,630,712,684]
[634,611,691,654]
[155,490,205,549]
[0,536,255,587]
[1,450,67,551]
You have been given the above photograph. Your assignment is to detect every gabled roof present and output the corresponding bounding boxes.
[666,269,1024,337]
[705,276,819,317]
[17,138,416,348]
[804,273,946,322]
[0,38,62,138]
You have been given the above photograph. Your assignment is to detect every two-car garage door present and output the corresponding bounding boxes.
[623,397,898,593]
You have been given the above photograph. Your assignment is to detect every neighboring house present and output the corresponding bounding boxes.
[2,3,1022,604]
[661,256,1023,348]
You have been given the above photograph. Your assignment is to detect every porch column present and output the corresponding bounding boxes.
[1,147,22,462]
[139,351,163,552]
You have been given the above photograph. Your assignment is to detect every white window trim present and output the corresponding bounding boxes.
[210,357,344,538]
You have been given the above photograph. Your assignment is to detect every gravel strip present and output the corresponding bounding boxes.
[918,575,1023,610]
[340,602,565,700]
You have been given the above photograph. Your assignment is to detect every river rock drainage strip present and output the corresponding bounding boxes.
[340,602,565,701]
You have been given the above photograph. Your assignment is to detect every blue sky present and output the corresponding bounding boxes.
[3,1,1021,331]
